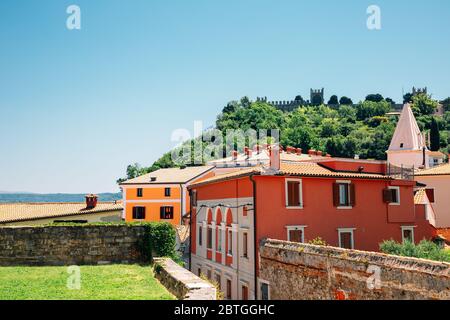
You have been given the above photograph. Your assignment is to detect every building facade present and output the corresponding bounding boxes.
[189,151,436,300]
[120,166,214,225]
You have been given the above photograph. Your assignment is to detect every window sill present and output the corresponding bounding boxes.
[227,253,233,257]
[388,203,401,206]
[286,206,304,210]
[337,206,353,210]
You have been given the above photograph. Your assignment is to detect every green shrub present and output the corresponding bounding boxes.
[380,239,450,262]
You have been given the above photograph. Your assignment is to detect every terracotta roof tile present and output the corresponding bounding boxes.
[414,188,426,204]
[120,166,214,185]
[415,163,450,176]
[279,162,390,180]
[0,202,123,224]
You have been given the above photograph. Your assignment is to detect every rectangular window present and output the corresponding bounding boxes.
[132,207,145,220]
[164,187,171,197]
[207,269,212,280]
[198,226,203,246]
[243,232,248,258]
[197,268,202,277]
[333,182,355,207]
[228,230,233,255]
[137,188,143,197]
[217,229,222,252]
[160,206,174,219]
[242,285,249,300]
[402,226,415,243]
[384,187,400,205]
[226,279,232,300]
[287,227,305,243]
[260,282,270,300]
[338,229,354,249]
[286,180,302,207]
[207,227,213,250]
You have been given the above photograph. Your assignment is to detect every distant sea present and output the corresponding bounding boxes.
[0,193,122,203]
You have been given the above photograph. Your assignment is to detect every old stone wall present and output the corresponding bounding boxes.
[0,225,148,266]
[154,258,216,300]
[259,239,450,300]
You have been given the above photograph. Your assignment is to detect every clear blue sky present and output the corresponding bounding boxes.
[0,0,449,193]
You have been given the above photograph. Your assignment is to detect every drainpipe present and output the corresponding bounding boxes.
[188,188,192,271]
[249,174,258,300]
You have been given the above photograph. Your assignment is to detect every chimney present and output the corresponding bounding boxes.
[85,194,98,209]
[244,146,249,154]
[296,148,302,155]
[317,151,323,156]
[255,144,261,154]
[308,149,316,156]
[269,144,280,171]
[232,150,238,160]
[246,149,252,158]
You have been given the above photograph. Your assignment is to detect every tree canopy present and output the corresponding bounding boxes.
[118,95,448,182]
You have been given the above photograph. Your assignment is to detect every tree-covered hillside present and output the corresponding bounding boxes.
[117,93,450,183]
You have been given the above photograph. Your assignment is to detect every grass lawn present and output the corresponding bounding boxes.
[0,264,175,300]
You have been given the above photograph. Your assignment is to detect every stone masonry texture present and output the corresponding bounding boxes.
[154,258,216,300]
[259,239,450,300]
[0,225,148,266]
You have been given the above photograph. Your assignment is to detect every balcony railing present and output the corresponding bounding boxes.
[387,163,415,180]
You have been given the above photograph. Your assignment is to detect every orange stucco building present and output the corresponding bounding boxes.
[119,166,214,225]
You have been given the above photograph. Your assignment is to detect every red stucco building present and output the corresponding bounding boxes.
[188,146,436,300]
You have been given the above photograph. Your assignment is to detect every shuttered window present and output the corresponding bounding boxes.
[160,206,174,219]
[132,207,145,220]
[288,229,304,243]
[286,180,302,207]
[338,230,354,249]
[425,189,435,203]
[383,187,400,204]
[333,183,355,207]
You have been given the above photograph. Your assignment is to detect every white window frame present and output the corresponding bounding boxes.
[338,228,356,249]
[258,279,271,300]
[286,225,307,243]
[198,224,203,247]
[401,226,415,243]
[242,231,249,259]
[217,227,222,252]
[285,178,303,209]
[388,186,400,206]
[336,180,352,209]
[227,229,233,256]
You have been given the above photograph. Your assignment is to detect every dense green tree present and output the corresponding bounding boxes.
[327,95,339,105]
[441,97,450,112]
[403,93,413,103]
[430,117,440,151]
[365,94,384,103]
[339,96,353,105]
[355,100,391,121]
[385,97,395,105]
[411,93,438,116]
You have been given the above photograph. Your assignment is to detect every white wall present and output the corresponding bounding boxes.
[190,197,255,300]
[415,175,450,228]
